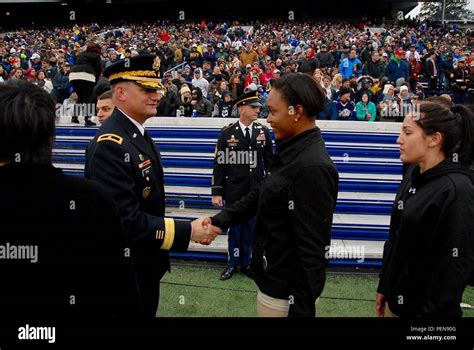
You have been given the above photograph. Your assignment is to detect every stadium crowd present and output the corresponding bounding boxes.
[0,19,472,122]
[1,16,474,321]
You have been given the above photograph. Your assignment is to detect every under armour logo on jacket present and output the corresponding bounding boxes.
[408,187,416,194]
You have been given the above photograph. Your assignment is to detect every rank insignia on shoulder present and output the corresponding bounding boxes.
[223,123,234,130]
[143,186,151,198]
[97,133,124,145]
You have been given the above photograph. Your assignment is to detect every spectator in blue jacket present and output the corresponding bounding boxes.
[339,49,362,80]
[331,87,356,121]
[385,50,410,84]
[318,89,336,120]
[440,53,454,91]
[51,62,71,103]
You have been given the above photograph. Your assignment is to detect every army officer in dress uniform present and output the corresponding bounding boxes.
[85,54,221,319]
[212,90,273,280]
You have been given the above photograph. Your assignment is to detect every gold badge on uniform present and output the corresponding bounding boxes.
[139,154,144,161]
[143,186,151,198]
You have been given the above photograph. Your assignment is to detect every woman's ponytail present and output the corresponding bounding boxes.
[450,104,474,167]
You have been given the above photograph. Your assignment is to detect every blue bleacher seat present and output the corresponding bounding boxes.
[53,119,403,268]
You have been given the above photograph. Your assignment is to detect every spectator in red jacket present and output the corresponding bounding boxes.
[245,66,266,87]
[408,56,421,92]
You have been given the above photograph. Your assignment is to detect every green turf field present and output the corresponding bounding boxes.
[157,260,474,317]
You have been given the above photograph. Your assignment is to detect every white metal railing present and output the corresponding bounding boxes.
[164,61,188,79]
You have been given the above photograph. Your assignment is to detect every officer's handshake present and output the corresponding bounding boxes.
[191,217,222,245]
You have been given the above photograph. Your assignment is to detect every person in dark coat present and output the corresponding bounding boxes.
[376,102,474,318]
[318,89,336,120]
[211,90,273,280]
[211,90,233,118]
[385,50,410,85]
[316,44,334,69]
[51,62,71,104]
[190,87,213,117]
[156,81,180,117]
[204,73,339,316]
[85,55,220,319]
[450,58,470,105]
[160,42,175,72]
[363,52,385,81]
[359,42,373,65]
[0,80,139,321]
[298,49,320,76]
[69,44,103,125]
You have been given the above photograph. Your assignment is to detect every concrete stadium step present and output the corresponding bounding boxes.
[54,120,400,265]
[162,168,402,192]
[164,167,402,180]
[166,208,388,247]
[52,152,403,175]
[55,136,401,151]
[52,139,403,176]
[54,162,401,179]
[167,207,389,229]
[167,209,390,226]
[54,163,402,193]
[52,149,404,163]
[54,163,397,216]
[54,138,402,158]
[166,200,392,216]
[53,149,402,165]
[165,186,396,201]
[56,124,400,145]
[187,234,383,260]
[163,187,395,216]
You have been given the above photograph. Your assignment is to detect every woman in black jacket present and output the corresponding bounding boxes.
[207,73,339,317]
[376,102,474,318]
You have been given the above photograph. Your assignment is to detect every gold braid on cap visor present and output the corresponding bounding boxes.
[137,80,166,90]
[108,70,157,80]
[108,71,164,90]
[237,96,259,105]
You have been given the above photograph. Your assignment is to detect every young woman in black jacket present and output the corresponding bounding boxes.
[376,102,474,318]
[205,73,339,317]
